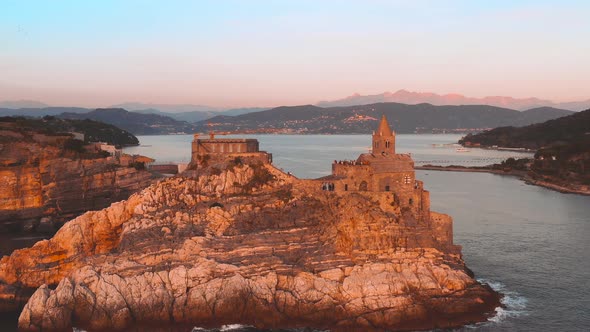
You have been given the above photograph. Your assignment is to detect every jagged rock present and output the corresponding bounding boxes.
[0,161,500,331]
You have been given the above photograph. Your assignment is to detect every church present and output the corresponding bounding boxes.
[321,115,430,213]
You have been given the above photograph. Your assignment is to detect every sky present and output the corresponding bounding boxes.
[1,0,589,108]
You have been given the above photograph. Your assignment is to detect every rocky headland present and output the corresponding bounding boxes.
[0,154,501,331]
[0,119,155,233]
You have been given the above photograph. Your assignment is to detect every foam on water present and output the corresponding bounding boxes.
[471,279,528,329]
[191,325,257,332]
[220,325,255,331]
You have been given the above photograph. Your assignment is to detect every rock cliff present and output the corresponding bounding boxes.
[0,160,500,331]
[0,127,154,232]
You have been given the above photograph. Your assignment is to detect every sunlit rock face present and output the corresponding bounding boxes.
[0,131,153,233]
[0,160,500,331]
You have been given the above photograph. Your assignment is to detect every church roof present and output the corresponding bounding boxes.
[375,115,393,136]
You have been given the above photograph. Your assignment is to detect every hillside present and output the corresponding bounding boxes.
[0,104,574,135]
[0,116,138,146]
[459,108,590,149]
[458,109,590,192]
[58,108,198,135]
[197,103,574,134]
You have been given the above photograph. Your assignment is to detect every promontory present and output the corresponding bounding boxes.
[1,116,500,331]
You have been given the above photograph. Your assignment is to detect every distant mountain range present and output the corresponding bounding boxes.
[196,103,575,134]
[0,102,268,123]
[110,102,221,113]
[0,102,576,136]
[317,90,590,111]
[111,103,269,122]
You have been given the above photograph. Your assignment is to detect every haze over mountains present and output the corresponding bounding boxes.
[111,102,268,122]
[0,100,50,109]
[0,91,583,135]
[2,89,589,115]
[317,90,590,111]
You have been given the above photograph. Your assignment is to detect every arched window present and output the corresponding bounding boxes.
[385,185,390,192]
[359,181,368,191]
[344,184,348,191]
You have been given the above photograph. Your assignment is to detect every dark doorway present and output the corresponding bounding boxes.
[359,181,368,191]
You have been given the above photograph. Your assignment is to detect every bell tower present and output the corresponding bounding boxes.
[372,115,395,155]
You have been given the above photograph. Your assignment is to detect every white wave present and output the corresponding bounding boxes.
[478,278,528,324]
[220,324,255,331]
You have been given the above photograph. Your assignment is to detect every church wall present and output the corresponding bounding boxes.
[369,157,414,173]
[331,164,373,191]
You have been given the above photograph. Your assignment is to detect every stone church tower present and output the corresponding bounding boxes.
[372,115,395,155]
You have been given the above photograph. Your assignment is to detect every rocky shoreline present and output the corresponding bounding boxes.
[0,157,502,331]
[416,165,590,196]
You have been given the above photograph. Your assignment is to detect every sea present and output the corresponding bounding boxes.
[1,134,589,331]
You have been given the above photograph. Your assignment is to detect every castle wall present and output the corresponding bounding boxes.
[191,139,266,167]
[192,139,259,156]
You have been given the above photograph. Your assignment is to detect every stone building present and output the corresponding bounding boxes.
[320,115,430,214]
[190,133,272,167]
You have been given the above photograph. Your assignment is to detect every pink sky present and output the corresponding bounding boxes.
[2,1,589,108]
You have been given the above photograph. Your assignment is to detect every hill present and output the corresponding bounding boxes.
[58,108,198,135]
[0,116,139,146]
[459,108,590,149]
[459,109,590,192]
[197,103,574,134]
[0,103,574,135]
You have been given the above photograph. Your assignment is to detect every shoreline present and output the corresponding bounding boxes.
[416,165,590,196]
